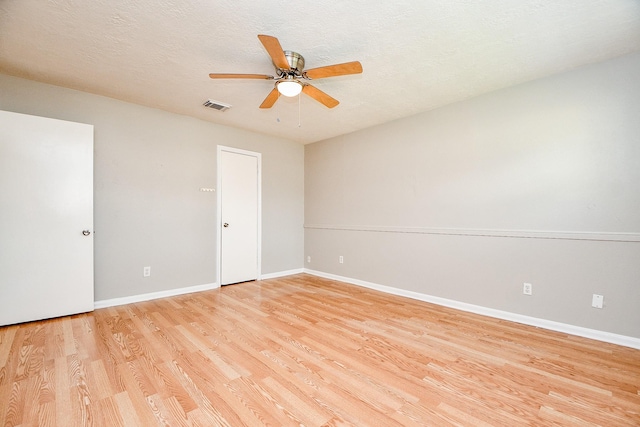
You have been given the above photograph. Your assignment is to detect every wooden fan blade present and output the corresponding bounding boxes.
[259,88,280,109]
[302,84,339,108]
[209,73,273,79]
[257,35,290,70]
[304,61,363,79]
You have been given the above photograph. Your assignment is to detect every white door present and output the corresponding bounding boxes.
[0,110,94,325]
[218,147,261,285]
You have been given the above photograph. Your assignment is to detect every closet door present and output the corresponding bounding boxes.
[0,110,94,325]
[219,147,260,285]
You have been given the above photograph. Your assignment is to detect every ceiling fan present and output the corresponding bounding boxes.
[209,35,363,109]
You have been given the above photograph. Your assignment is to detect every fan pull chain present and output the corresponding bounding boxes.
[276,91,281,123]
[298,92,301,128]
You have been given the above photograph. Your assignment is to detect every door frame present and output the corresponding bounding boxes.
[216,145,262,286]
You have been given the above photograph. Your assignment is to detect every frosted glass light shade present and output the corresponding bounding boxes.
[277,80,302,97]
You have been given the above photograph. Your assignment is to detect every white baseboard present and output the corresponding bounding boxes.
[94,282,218,309]
[260,268,304,280]
[304,269,640,350]
[93,266,305,309]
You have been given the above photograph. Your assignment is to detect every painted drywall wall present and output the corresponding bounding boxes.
[305,52,640,338]
[0,74,304,301]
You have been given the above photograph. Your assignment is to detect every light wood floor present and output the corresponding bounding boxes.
[1,274,639,426]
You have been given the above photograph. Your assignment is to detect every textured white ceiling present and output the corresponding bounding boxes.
[1,1,639,144]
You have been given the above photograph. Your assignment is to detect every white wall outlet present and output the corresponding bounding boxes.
[339,255,344,264]
[592,294,604,309]
[523,282,532,295]
[307,256,311,263]
[143,266,151,277]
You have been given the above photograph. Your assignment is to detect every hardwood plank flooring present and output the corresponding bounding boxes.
[0,273,639,426]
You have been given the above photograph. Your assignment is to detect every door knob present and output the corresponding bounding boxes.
[82,230,91,236]
[223,223,229,228]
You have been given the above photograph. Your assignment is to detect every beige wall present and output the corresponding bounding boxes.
[305,52,640,338]
[0,74,304,301]
[3,51,639,339]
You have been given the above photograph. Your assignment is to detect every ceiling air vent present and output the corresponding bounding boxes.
[203,99,231,112]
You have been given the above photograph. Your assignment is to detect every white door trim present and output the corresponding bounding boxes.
[216,145,262,286]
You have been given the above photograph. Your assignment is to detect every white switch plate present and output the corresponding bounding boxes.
[523,282,532,295]
[143,266,151,277]
[592,294,604,309]
[339,256,344,264]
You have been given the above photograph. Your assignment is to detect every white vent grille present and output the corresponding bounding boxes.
[203,99,231,112]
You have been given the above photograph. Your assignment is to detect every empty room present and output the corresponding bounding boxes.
[1,1,639,426]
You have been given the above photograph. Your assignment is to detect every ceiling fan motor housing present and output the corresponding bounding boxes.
[282,51,305,74]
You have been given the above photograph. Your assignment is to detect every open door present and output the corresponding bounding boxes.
[0,110,94,325]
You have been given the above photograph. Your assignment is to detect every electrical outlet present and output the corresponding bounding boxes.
[143,266,151,277]
[339,255,344,264]
[307,256,311,263]
[592,294,604,309]
[523,282,532,295]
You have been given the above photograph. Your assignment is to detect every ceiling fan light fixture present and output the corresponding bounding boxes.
[276,79,302,97]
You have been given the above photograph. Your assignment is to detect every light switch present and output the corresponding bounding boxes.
[592,294,604,309]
